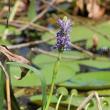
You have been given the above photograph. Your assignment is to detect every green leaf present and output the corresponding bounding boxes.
[30,93,110,110]
[28,0,36,20]
[58,71,110,90]
[9,66,41,87]
[7,62,47,110]
[32,54,76,84]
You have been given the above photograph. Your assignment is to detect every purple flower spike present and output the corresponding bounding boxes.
[54,16,72,52]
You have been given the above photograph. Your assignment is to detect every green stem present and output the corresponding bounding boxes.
[55,94,63,110]
[67,93,74,110]
[45,52,62,110]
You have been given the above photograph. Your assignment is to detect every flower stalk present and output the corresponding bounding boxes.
[45,52,62,110]
[45,16,71,110]
[55,94,63,110]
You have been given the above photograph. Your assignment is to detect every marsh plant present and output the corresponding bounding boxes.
[0,16,72,110]
[45,16,72,110]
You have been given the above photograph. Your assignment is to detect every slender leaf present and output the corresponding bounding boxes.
[28,0,36,20]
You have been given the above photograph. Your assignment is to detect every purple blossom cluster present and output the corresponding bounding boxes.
[54,17,72,52]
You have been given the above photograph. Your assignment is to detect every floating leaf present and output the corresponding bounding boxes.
[7,62,47,110]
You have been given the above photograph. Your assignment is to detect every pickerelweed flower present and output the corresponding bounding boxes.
[54,16,72,52]
[45,17,71,110]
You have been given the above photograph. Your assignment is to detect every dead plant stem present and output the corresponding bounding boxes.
[76,91,102,110]
[0,62,11,110]
[19,0,56,31]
